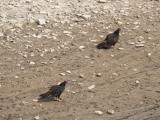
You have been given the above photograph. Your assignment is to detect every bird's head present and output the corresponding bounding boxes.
[116,28,121,32]
[114,28,121,34]
[59,80,68,86]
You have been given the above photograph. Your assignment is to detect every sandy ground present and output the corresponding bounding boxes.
[0,0,160,120]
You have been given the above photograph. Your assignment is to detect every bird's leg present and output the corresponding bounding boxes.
[54,97,62,101]
[57,97,62,102]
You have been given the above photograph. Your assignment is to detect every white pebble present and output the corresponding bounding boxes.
[135,44,144,47]
[147,53,152,57]
[79,46,85,49]
[79,74,84,78]
[128,42,135,45]
[118,47,124,50]
[14,76,19,79]
[37,19,46,25]
[110,54,114,57]
[95,110,103,115]
[107,109,115,114]
[96,73,102,77]
[88,85,95,90]
[112,73,118,76]
[90,40,98,42]
[34,115,40,120]
[0,32,4,37]
[133,68,138,72]
[66,70,71,74]
[135,80,140,84]
[30,61,35,65]
[32,99,38,102]
[60,73,66,76]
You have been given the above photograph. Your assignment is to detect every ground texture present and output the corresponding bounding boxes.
[0,0,160,120]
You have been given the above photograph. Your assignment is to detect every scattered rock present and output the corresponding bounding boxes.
[135,44,144,47]
[128,42,135,45]
[147,53,152,57]
[14,76,19,79]
[135,80,140,84]
[84,56,90,59]
[111,54,114,57]
[66,70,71,74]
[79,74,84,78]
[32,99,38,102]
[96,73,102,77]
[79,46,85,50]
[118,47,124,50]
[60,73,66,76]
[88,85,95,90]
[95,110,103,115]
[107,109,115,115]
[0,32,4,37]
[30,61,35,65]
[34,115,40,120]
[133,68,138,72]
[37,19,46,25]
[112,72,118,76]
[90,40,98,42]
[82,14,91,20]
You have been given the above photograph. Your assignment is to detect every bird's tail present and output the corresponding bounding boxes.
[96,42,111,49]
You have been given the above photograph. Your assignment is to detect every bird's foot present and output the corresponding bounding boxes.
[57,98,62,102]
[54,97,62,102]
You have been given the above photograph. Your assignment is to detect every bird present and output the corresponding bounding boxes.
[97,28,121,49]
[38,81,67,102]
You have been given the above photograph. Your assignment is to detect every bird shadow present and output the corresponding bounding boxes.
[38,97,58,102]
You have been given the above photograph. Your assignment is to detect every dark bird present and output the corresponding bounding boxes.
[38,81,67,102]
[97,28,121,49]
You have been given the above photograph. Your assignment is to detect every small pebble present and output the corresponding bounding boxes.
[111,54,114,57]
[37,19,46,25]
[95,110,103,115]
[79,74,84,78]
[32,99,38,102]
[14,76,19,79]
[135,80,140,84]
[66,70,71,74]
[128,42,135,45]
[96,73,102,77]
[79,46,85,50]
[107,109,115,115]
[147,53,152,57]
[88,85,95,90]
[118,47,124,50]
[0,32,4,37]
[84,56,90,59]
[133,68,138,72]
[60,73,66,76]
[135,44,144,47]
[112,73,118,76]
[30,61,35,65]
[34,115,40,120]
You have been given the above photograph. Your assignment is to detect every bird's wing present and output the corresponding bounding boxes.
[39,90,52,98]
[49,85,58,91]
[51,86,64,97]
[105,33,113,41]
[39,85,57,98]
